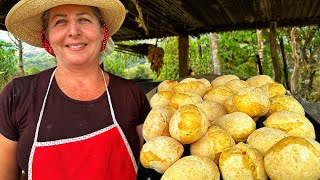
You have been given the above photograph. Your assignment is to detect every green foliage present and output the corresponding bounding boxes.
[310,66,320,101]
[102,53,129,77]
[278,26,320,101]
[0,41,17,75]
[218,30,259,78]
[103,40,149,78]
[189,35,211,75]
[26,66,41,75]
[127,64,153,79]
[158,37,179,80]
[23,49,56,71]
[0,40,17,90]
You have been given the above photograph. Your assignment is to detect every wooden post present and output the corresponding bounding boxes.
[269,22,281,82]
[209,32,220,75]
[178,35,189,78]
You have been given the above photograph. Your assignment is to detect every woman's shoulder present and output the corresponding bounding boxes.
[1,68,55,97]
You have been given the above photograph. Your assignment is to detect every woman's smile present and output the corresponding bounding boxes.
[66,43,87,50]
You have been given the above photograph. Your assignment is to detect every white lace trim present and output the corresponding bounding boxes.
[36,124,116,147]
[28,69,56,180]
[103,72,138,172]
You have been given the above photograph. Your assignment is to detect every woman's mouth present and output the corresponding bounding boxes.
[67,44,86,49]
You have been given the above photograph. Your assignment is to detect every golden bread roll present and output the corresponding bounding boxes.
[219,142,268,180]
[267,95,305,116]
[264,110,316,139]
[157,80,178,92]
[232,86,270,118]
[264,136,320,180]
[150,91,174,109]
[169,91,203,109]
[196,100,227,125]
[173,78,207,97]
[211,74,239,88]
[162,106,176,116]
[259,82,286,98]
[215,112,256,142]
[190,125,235,164]
[246,127,288,156]
[142,106,173,141]
[140,136,184,174]
[198,78,212,92]
[224,79,249,94]
[179,77,198,83]
[169,104,209,144]
[161,155,220,180]
[224,95,237,114]
[203,86,233,105]
[246,75,274,87]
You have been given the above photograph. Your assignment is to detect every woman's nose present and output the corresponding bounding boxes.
[68,21,81,37]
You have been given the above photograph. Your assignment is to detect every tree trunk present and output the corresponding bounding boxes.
[209,32,220,75]
[198,38,203,72]
[297,27,319,100]
[18,39,24,75]
[269,22,281,82]
[7,32,24,76]
[256,54,264,75]
[290,27,299,96]
[257,29,264,73]
[178,35,189,78]
[279,37,290,90]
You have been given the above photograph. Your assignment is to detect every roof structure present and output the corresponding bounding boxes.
[1,0,320,42]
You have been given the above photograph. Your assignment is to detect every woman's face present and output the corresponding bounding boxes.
[47,4,104,67]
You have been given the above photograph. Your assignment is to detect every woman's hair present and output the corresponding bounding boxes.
[41,6,103,37]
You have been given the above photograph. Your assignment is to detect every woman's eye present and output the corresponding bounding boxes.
[55,19,67,25]
[79,18,90,23]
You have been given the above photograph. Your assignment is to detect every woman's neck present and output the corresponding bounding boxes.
[54,66,109,101]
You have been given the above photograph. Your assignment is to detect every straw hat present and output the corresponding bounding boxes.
[5,0,126,48]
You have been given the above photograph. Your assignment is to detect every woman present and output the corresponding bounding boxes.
[0,0,150,179]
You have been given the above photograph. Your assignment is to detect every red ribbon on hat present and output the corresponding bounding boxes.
[100,15,109,52]
[41,28,55,56]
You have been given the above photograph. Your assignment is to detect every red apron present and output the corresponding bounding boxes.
[27,70,137,180]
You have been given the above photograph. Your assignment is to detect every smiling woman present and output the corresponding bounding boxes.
[0,0,150,180]
[45,5,105,70]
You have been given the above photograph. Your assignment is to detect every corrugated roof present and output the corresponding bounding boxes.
[1,0,320,42]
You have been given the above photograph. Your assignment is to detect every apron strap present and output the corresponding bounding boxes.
[101,69,138,172]
[28,69,56,180]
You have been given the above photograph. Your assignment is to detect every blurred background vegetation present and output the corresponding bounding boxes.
[1,26,319,102]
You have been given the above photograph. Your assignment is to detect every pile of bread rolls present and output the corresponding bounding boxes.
[140,74,320,180]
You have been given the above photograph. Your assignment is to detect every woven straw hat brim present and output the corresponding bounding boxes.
[5,0,126,47]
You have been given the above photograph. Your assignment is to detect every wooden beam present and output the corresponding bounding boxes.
[178,35,189,78]
[125,3,181,36]
[216,0,237,24]
[270,0,281,21]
